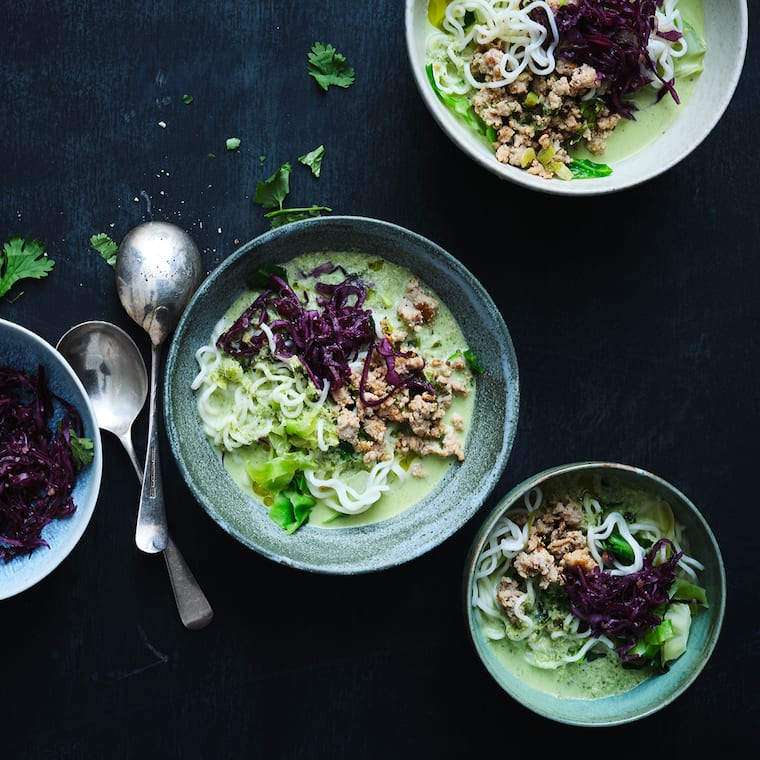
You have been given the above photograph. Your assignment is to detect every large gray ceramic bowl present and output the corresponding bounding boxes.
[0,318,103,600]
[464,462,725,726]
[164,216,520,574]
[406,0,747,195]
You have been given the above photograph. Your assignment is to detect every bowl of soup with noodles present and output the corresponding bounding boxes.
[463,461,725,726]
[406,0,747,195]
[164,216,520,574]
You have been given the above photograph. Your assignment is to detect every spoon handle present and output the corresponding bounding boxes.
[124,422,214,629]
[163,537,215,629]
[136,342,169,553]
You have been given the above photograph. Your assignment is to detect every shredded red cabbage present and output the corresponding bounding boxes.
[217,264,435,402]
[0,365,85,561]
[563,538,682,660]
[549,0,680,119]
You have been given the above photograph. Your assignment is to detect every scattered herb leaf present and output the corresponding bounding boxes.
[298,145,325,178]
[254,162,332,229]
[307,42,355,91]
[89,233,118,267]
[182,94,194,105]
[226,137,241,151]
[0,236,55,300]
[254,163,292,210]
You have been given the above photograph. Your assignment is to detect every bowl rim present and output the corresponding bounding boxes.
[164,214,521,574]
[0,317,103,600]
[463,460,726,726]
[405,0,749,196]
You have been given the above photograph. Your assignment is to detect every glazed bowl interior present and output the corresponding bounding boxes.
[0,319,103,600]
[464,462,725,726]
[406,0,748,195]
[164,216,520,574]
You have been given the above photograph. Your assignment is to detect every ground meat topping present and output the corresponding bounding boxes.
[469,45,620,178]
[502,497,598,596]
[331,276,469,466]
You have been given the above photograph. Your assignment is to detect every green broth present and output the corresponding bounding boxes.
[206,251,476,530]
[474,473,699,699]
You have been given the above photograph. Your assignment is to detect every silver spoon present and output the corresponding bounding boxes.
[57,320,213,630]
[115,221,204,554]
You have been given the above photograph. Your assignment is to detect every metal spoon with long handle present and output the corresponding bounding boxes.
[114,221,204,554]
[57,320,213,629]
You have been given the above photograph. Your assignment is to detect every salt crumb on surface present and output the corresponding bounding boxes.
[158,121,167,128]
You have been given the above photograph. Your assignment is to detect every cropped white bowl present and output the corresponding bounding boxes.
[406,0,748,195]
[0,319,103,600]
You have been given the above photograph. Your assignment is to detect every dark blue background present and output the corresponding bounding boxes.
[1,1,756,756]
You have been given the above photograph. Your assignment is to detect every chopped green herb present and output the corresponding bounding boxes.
[307,42,355,91]
[68,431,95,468]
[226,137,241,151]
[298,145,325,178]
[463,349,484,374]
[89,232,118,267]
[182,94,194,105]
[255,163,292,210]
[208,152,216,159]
[247,264,288,290]
[0,236,55,300]
[568,157,613,179]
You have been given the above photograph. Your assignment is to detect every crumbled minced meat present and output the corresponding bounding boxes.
[469,46,621,179]
[331,277,470,467]
[497,496,597,620]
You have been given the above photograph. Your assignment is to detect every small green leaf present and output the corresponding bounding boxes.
[298,145,325,178]
[182,94,194,105]
[0,236,55,300]
[568,158,613,179]
[226,137,241,151]
[308,42,355,91]
[254,162,292,210]
[89,232,118,267]
[69,432,95,468]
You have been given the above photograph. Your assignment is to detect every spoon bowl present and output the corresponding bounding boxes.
[56,320,148,477]
[57,319,213,629]
[115,221,204,553]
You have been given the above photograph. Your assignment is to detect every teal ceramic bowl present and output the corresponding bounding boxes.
[164,216,520,574]
[464,462,725,726]
[0,318,103,600]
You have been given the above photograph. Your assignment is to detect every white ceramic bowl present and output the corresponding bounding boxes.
[406,0,748,195]
[463,462,725,726]
[0,319,103,600]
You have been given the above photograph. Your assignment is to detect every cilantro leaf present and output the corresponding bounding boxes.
[182,94,193,105]
[254,161,331,228]
[0,236,55,300]
[89,232,118,267]
[226,137,241,151]
[254,163,292,210]
[68,431,95,468]
[307,42,355,91]
[298,145,325,178]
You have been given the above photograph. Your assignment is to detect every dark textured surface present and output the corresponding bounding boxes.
[0,1,757,756]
